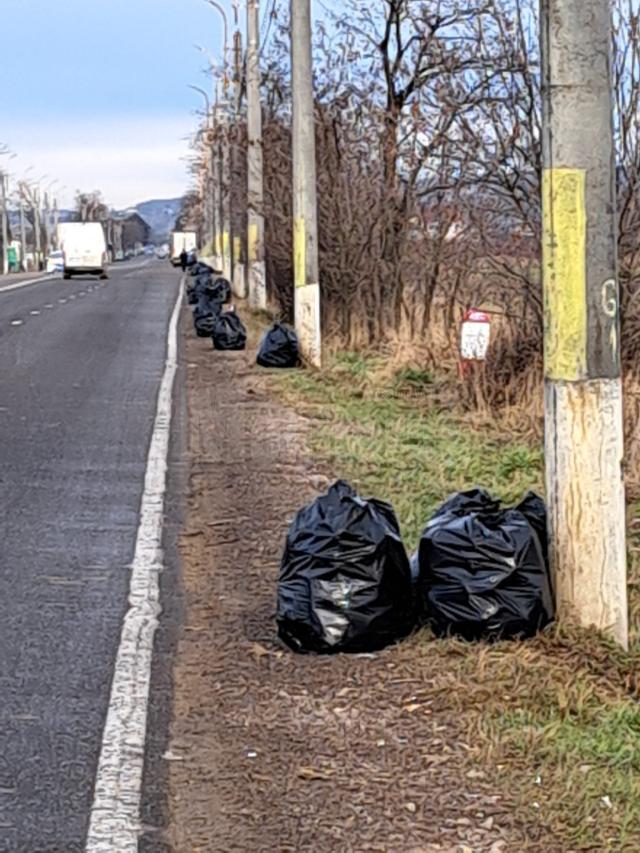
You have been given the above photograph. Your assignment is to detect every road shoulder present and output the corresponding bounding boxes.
[159,307,512,852]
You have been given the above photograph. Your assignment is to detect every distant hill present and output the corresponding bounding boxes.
[130,198,183,242]
[8,196,184,245]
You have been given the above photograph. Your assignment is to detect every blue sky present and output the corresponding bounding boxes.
[0,0,238,208]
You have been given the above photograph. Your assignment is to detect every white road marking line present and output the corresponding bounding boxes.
[78,292,86,297]
[69,294,76,300]
[30,310,40,316]
[45,304,54,309]
[85,281,183,851]
[0,274,60,295]
[10,319,23,326]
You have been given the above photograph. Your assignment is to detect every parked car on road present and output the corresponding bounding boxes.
[46,250,64,274]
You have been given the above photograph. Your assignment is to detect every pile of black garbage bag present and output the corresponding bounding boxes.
[185,268,302,365]
[185,270,247,349]
[277,483,554,654]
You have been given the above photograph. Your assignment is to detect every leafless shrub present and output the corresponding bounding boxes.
[254,0,640,470]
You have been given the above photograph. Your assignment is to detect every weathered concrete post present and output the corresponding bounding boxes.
[246,0,267,308]
[291,0,321,366]
[541,0,628,646]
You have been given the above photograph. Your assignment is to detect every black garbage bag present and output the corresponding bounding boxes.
[187,279,207,304]
[277,480,415,654]
[189,262,214,277]
[515,491,549,566]
[194,313,217,337]
[212,311,247,350]
[413,489,554,641]
[193,291,222,317]
[186,272,213,304]
[193,295,223,336]
[210,277,232,303]
[257,322,300,368]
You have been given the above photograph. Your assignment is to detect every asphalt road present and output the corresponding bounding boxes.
[0,260,182,852]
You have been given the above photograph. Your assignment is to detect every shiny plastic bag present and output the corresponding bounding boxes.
[193,295,222,337]
[210,277,232,303]
[189,262,214,277]
[277,481,415,653]
[257,322,300,368]
[413,489,554,640]
[187,273,212,304]
[212,311,247,350]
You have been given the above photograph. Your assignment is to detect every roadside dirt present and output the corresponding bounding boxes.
[163,307,528,852]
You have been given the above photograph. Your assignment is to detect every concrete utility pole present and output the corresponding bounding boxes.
[246,0,267,309]
[541,0,627,646]
[230,6,246,297]
[220,109,232,280]
[291,0,321,366]
[0,173,9,275]
[211,81,223,270]
[189,84,214,255]
[203,0,230,273]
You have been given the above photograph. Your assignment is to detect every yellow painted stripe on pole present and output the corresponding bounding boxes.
[248,223,259,263]
[214,232,221,256]
[294,218,306,288]
[222,231,230,257]
[233,236,241,262]
[542,168,588,381]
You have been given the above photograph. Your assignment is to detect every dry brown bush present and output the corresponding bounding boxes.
[199,0,640,476]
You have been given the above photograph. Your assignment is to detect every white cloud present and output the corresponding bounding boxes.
[2,115,199,209]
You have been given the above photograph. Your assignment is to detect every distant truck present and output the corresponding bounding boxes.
[170,231,197,266]
[57,222,109,279]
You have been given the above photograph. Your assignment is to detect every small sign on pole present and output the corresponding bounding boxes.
[459,308,491,375]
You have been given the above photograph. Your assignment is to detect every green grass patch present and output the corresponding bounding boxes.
[273,351,542,549]
[494,700,640,847]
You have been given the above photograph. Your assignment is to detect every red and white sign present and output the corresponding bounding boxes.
[460,309,491,361]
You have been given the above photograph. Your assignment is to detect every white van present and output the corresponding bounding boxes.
[57,222,109,279]
[170,231,197,266]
